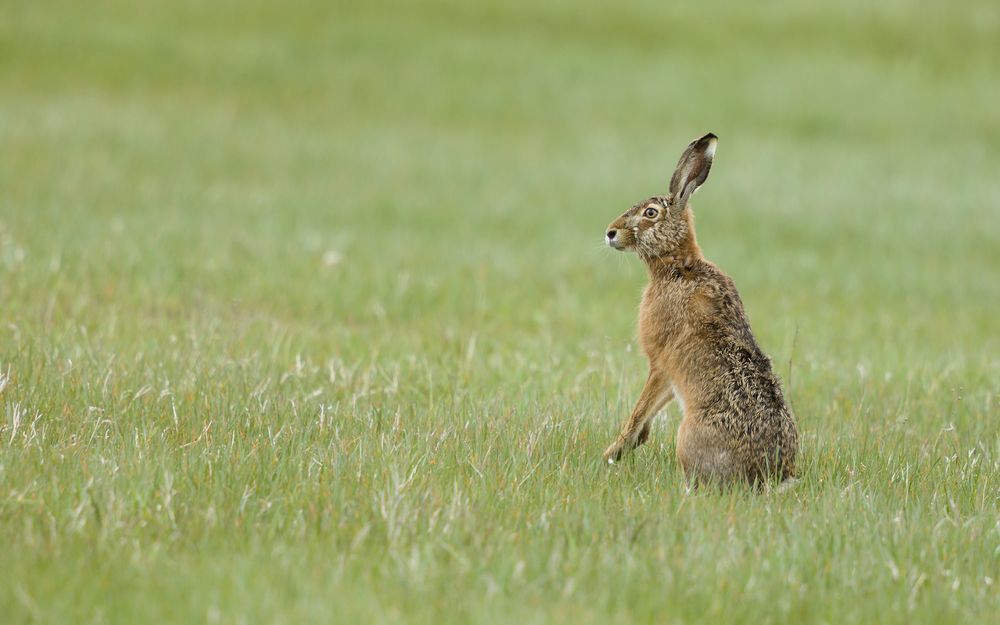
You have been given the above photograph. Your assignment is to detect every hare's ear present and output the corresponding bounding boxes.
[669,133,717,207]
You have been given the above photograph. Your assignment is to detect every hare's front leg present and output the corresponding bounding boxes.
[603,369,674,463]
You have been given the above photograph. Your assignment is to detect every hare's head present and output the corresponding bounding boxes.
[606,133,717,259]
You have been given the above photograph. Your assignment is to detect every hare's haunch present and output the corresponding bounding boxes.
[603,133,798,488]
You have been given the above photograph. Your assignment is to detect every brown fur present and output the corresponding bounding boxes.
[602,133,798,488]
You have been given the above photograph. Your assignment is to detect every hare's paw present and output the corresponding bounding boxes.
[602,439,627,464]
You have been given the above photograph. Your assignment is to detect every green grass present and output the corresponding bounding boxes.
[2,0,999,622]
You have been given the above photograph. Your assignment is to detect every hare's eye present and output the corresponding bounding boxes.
[643,207,658,219]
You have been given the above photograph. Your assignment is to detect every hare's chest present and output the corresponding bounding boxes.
[637,285,689,359]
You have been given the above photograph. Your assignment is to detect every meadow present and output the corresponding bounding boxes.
[1,0,998,623]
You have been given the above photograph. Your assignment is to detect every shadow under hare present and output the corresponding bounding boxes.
[602,133,798,489]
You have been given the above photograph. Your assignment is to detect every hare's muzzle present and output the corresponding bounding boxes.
[606,229,623,249]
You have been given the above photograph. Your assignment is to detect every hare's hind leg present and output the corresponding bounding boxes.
[603,369,673,463]
[676,418,741,487]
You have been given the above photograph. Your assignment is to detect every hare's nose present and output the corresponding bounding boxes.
[606,229,617,240]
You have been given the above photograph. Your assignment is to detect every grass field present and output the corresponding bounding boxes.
[2,0,999,623]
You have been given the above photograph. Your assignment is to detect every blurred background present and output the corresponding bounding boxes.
[3,0,998,360]
[1,0,998,622]
[3,0,997,366]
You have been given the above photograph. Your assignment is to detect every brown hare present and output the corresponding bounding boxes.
[602,133,798,489]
